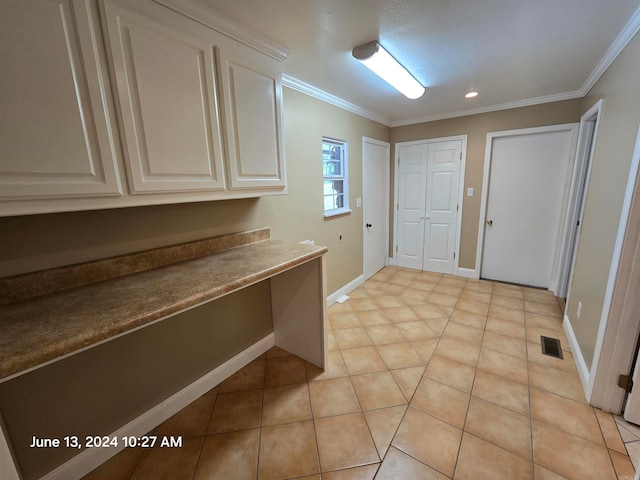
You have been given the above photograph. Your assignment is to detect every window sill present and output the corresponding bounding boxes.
[324,208,352,218]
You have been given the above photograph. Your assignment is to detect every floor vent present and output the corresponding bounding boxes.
[540,335,564,359]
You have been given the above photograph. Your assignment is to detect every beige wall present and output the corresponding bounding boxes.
[1,281,273,480]
[255,88,390,292]
[567,32,640,370]
[0,87,390,295]
[391,99,583,268]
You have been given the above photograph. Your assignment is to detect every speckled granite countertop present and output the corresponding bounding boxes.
[0,231,327,381]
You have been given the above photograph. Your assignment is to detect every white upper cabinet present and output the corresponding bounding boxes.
[102,0,286,195]
[0,0,287,216]
[218,49,286,190]
[0,0,122,202]
[102,1,227,194]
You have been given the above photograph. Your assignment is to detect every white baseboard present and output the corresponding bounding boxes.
[456,267,479,279]
[41,333,275,480]
[563,315,591,398]
[387,256,397,266]
[327,275,365,306]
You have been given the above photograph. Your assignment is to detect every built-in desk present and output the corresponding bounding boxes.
[0,229,328,480]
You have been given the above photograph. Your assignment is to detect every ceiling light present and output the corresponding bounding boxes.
[465,91,478,98]
[352,41,425,100]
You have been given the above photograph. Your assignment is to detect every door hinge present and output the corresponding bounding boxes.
[459,151,462,160]
[618,374,634,393]
[396,245,398,252]
[457,204,459,211]
[453,252,456,259]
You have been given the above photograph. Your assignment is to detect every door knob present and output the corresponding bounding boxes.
[366,223,372,228]
[486,219,493,226]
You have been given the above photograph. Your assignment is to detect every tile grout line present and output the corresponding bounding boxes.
[524,304,538,478]
[450,284,490,480]
[190,392,220,480]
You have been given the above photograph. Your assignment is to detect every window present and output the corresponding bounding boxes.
[322,137,350,216]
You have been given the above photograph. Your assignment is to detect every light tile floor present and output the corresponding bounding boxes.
[83,266,636,480]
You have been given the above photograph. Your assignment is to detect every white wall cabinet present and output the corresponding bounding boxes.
[0,0,122,202]
[102,0,227,194]
[0,0,287,216]
[102,0,286,196]
[218,50,286,190]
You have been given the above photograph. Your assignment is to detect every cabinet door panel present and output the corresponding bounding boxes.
[104,1,226,194]
[0,0,121,200]
[219,52,286,190]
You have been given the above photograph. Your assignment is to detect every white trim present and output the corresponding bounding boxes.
[393,135,467,275]
[391,90,584,127]
[588,124,640,411]
[327,275,365,306]
[363,137,391,280]
[38,333,275,480]
[556,100,603,300]
[476,123,580,288]
[564,314,591,394]
[547,125,581,295]
[324,208,352,218]
[457,267,479,279]
[153,0,289,61]
[282,75,391,126]
[455,136,468,276]
[270,4,637,128]
[581,5,640,96]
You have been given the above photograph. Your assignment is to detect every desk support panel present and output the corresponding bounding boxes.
[271,256,327,369]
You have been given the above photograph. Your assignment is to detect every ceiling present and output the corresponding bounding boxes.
[195,0,640,126]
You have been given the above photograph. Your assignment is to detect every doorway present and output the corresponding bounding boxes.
[394,136,466,274]
[479,124,578,292]
[363,137,390,280]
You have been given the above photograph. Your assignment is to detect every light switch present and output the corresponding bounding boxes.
[356,197,362,208]
[467,187,474,197]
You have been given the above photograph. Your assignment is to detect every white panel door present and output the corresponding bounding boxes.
[363,139,389,279]
[396,145,428,270]
[482,130,574,287]
[396,140,461,273]
[423,142,461,273]
[0,0,121,200]
[103,0,226,194]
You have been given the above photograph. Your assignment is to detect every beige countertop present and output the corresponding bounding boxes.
[0,235,327,381]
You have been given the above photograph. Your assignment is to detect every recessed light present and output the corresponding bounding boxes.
[465,91,478,98]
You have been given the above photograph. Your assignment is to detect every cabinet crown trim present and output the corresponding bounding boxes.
[153,0,289,62]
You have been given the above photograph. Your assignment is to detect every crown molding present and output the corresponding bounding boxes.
[161,0,640,127]
[153,0,289,61]
[580,4,640,95]
[282,75,392,127]
[390,90,584,127]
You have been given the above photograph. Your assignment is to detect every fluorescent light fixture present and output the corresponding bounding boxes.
[465,91,479,98]
[352,41,425,99]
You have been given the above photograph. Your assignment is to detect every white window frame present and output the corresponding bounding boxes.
[322,137,351,217]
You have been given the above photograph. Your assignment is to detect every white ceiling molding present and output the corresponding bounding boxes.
[153,0,289,61]
[282,75,392,127]
[390,90,585,128]
[580,4,640,96]
[284,3,640,129]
